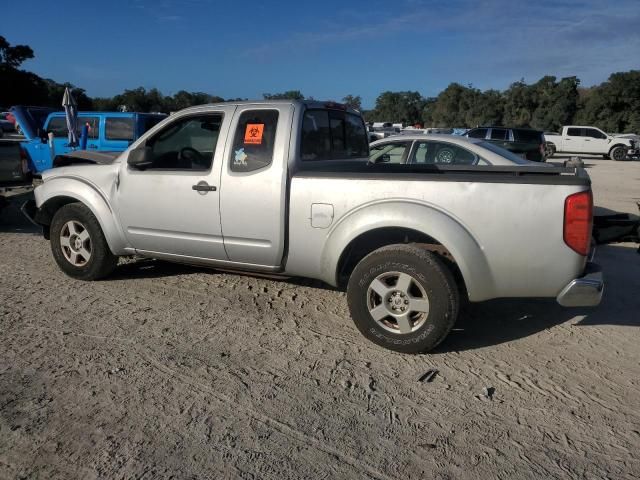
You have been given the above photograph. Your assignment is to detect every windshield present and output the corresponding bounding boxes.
[479,141,532,165]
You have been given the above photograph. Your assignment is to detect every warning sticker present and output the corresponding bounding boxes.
[244,124,264,145]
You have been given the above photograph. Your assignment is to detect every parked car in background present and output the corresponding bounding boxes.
[0,136,31,214]
[11,107,166,173]
[0,112,16,137]
[464,127,546,162]
[369,134,542,166]
[544,126,637,160]
[399,127,453,136]
[23,100,602,354]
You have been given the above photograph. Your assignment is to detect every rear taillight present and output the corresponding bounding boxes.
[564,191,593,256]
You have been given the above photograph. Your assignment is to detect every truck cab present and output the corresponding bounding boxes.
[11,107,166,173]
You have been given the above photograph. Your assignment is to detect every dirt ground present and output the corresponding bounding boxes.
[1,158,639,479]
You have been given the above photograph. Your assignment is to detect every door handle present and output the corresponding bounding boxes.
[192,182,217,192]
[584,139,591,141]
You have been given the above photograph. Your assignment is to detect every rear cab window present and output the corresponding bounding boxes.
[301,109,368,161]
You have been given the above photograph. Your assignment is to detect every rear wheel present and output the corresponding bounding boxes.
[610,146,627,161]
[50,203,118,280]
[347,244,459,353]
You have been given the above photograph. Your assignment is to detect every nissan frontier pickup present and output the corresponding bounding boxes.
[23,100,603,353]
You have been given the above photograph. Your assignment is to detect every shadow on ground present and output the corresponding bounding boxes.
[0,191,39,234]
[438,243,640,353]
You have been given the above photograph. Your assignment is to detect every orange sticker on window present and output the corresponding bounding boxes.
[244,124,264,145]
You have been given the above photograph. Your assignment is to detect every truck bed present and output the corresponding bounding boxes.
[286,162,590,301]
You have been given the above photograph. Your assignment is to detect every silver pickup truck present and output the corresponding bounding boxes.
[23,100,603,353]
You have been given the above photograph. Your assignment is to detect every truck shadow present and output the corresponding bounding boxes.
[437,243,639,353]
[0,191,40,234]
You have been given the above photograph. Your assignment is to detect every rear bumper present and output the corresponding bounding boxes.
[556,262,604,307]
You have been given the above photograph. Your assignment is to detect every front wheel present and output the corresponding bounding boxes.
[347,244,459,353]
[610,146,627,161]
[50,203,118,280]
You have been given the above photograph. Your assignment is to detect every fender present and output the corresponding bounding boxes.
[34,174,130,255]
[319,199,497,301]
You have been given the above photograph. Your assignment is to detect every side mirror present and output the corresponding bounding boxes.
[127,147,153,169]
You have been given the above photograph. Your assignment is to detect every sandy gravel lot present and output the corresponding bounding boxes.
[1,159,639,479]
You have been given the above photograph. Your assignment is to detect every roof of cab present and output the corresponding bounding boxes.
[177,99,362,117]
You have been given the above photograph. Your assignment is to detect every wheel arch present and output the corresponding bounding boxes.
[35,180,128,254]
[608,143,628,153]
[321,200,496,301]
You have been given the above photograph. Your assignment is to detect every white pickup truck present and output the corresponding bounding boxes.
[545,126,637,160]
[23,100,604,354]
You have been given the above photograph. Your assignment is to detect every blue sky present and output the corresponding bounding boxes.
[4,0,640,108]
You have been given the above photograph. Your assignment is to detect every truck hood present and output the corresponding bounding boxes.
[10,106,55,141]
[41,161,120,186]
[52,149,121,168]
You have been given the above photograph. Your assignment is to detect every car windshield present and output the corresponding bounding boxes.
[479,141,532,165]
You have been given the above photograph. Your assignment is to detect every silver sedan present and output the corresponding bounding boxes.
[370,134,541,166]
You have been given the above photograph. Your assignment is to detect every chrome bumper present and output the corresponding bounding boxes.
[556,263,604,307]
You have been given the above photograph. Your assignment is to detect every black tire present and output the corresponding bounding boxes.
[347,244,459,354]
[610,145,627,161]
[50,203,118,280]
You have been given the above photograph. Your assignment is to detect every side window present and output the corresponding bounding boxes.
[78,116,100,139]
[47,117,68,137]
[490,128,509,140]
[567,128,581,136]
[106,117,135,141]
[48,116,99,139]
[410,141,479,165]
[369,142,410,164]
[585,128,605,139]
[467,128,488,139]
[230,110,279,173]
[143,114,222,170]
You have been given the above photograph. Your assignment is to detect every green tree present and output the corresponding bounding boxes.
[368,91,425,125]
[576,71,640,133]
[0,35,34,68]
[529,76,579,131]
[342,94,362,111]
[503,79,536,127]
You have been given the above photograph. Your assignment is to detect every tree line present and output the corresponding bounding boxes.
[365,73,640,134]
[1,36,638,133]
